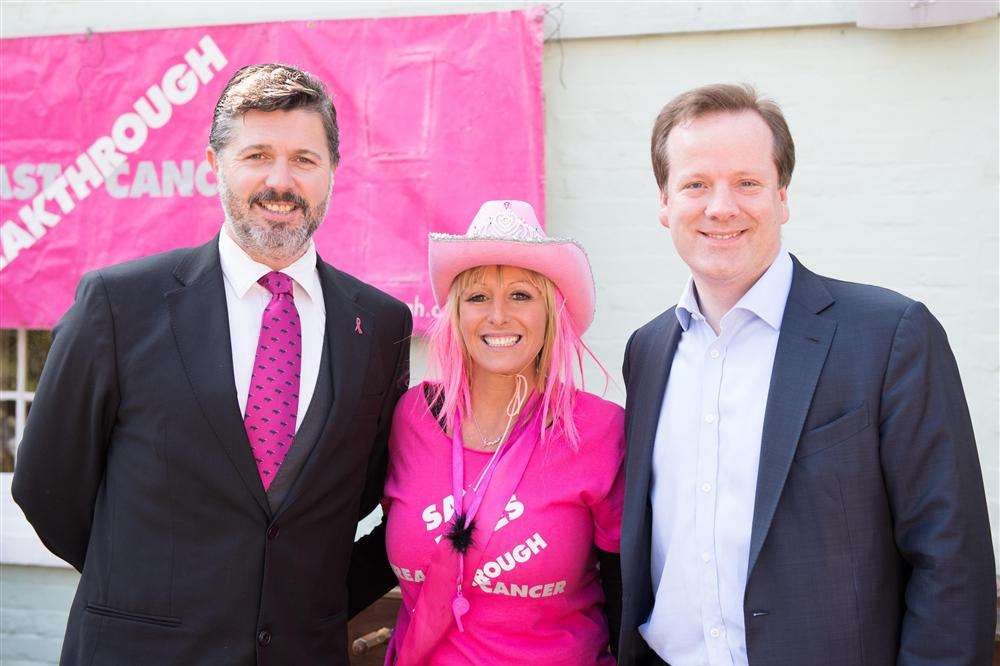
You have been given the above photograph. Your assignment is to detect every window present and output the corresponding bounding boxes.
[1,328,66,566]
[1,329,51,471]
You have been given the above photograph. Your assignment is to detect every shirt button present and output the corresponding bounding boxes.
[701,552,711,562]
[704,414,716,424]
[709,348,720,359]
[709,627,721,638]
[257,629,272,646]
[701,482,712,493]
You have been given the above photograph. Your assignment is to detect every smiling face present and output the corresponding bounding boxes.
[456,265,550,387]
[660,110,789,296]
[207,108,334,267]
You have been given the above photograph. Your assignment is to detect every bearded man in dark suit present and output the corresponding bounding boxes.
[13,63,411,665]
[618,84,994,666]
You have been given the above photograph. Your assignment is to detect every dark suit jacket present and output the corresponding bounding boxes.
[619,257,995,666]
[12,237,412,665]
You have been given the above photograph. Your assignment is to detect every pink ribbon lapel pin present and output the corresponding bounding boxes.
[354,316,363,335]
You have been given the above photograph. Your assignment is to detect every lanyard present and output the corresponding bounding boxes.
[448,401,538,631]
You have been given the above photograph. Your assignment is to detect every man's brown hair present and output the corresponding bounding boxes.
[650,83,794,191]
[210,63,340,165]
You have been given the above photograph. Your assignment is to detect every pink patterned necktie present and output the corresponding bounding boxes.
[244,271,302,490]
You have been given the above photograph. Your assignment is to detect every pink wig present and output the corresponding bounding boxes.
[425,269,607,449]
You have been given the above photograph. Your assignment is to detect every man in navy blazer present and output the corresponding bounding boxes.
[618,84,995,665]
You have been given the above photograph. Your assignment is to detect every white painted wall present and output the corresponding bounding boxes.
[1,1,858,40]
[538,18,999,566]
[2,0,997,575]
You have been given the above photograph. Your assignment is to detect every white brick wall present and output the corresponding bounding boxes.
[542,18,1000,563]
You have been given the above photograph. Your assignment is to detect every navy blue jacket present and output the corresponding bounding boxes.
[619,257,995,666]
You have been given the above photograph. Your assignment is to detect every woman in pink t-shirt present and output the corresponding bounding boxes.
[383,200,624,665]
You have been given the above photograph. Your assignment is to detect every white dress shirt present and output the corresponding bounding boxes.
[640,248,793,666]
[218,230,326,431]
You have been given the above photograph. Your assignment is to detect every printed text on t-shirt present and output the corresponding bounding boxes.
[422,493,525,536]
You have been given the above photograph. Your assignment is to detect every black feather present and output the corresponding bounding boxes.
[446,513,476,554]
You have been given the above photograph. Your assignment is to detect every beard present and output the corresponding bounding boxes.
[218,172,329,263]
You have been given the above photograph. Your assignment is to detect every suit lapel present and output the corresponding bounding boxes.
[272,258,373,516]
[166,238,270,517]
[622,311,681,602]
[748,258,836,574]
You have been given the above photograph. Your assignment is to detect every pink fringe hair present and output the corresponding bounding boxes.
[425,268,609,449]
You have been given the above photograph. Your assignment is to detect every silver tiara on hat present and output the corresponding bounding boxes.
[467,200,545,241]
[430,200,582,248]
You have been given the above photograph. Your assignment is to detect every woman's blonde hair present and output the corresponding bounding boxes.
[425,265,606,448]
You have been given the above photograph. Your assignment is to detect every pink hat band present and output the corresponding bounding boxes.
[428,200,596,333]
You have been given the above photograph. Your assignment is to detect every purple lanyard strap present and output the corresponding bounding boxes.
[449,399,540,631]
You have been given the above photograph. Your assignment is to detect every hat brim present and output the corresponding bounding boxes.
[428,234,596,333]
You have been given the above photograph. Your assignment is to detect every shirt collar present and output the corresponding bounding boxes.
[674,246,793,332]
[674,278,702,331]
[734,246,793,330]
[218,228,322,304]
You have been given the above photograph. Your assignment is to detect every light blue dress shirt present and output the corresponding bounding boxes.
[639,248,793,666]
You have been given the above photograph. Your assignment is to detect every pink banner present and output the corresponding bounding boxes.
[0,11,544,330]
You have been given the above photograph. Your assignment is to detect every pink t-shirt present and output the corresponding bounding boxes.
[384,384,625,666]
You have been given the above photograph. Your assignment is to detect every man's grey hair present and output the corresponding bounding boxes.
[209,63,340,165]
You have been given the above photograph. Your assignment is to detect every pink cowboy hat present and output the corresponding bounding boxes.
[428,200,596,333]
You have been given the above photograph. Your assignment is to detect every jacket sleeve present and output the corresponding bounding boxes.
[11,271,121,571]
[879,301,996,664]
[347,305,412,618]
[622,329,637,386]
